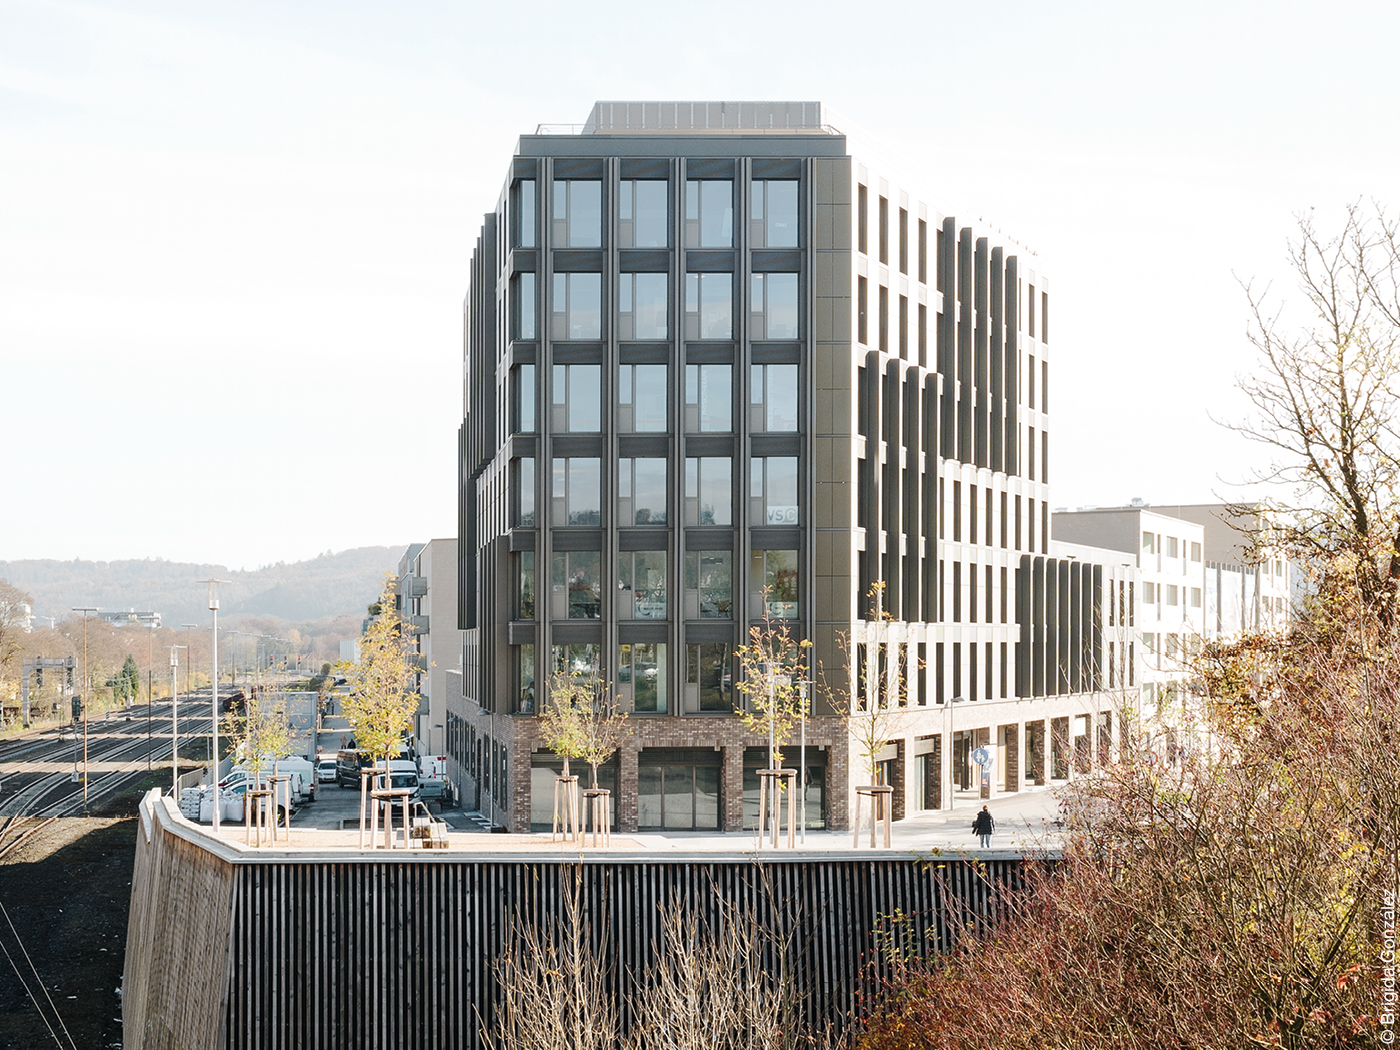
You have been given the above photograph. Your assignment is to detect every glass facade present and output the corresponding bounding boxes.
[617,551,667,620]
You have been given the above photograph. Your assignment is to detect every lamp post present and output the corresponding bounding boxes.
[147,620,156,769]
[71,606,97,812]
[799,678,808,846]
[181,623,197,697]
[198,579,230,831]
[168,644,184,791]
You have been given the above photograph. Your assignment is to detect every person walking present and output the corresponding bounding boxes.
[972,805,995,848]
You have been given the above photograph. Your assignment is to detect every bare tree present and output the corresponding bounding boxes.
[0,580,32,708]
[1230,202,1400,627]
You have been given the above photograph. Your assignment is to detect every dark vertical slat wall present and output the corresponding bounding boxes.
[127,810,1040,1050]
[216,854,1030,1049]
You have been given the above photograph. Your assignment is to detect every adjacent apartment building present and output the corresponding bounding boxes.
[1053,501,1291,758]
[448,101,1138,833]
[393,539,461,758]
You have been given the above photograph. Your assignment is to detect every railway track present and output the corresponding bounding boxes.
[0,703,217,825]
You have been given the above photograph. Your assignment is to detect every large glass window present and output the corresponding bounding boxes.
[513,180,536,248]
[750,363,798,432]
[618,457,667,525]
[684,273,732,340]
[513,364,536,433]
[638,761,720,829]
[552,179,601,247]
[684,363,732,432]
[552,363,601,432]
[618,273,667,340]
[685,457,732,526]
[617,551,667,619]
[515,551,535,619]
[750,549,798,619]
[619,180,667,247]
[751,456,798,526]
[551,644,601,678]
[751,180,798,247]
[685,180,732,247]
[551,457,601,526]
[552,551,602,620]
[513,272,536,340]
[750,273,799,339]
[617,364,667,432]
[686,645,733,713]
[684,550,732,619]
[514,458,535,527]
[551,273,602,340]
[516,645,535,713]
[619,643,667,712]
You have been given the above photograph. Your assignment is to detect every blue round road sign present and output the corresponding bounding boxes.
[972,747,990,766]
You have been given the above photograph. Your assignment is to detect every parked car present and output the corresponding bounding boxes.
[337,748,373,788]
[418,754,449,804]
[316,757,338,783]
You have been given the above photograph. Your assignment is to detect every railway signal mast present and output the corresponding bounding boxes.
[71,607,97,813]
[168,645,185,790]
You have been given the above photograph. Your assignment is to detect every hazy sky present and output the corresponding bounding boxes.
[3,0,1397,570]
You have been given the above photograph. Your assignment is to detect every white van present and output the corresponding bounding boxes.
[418,754,449,802]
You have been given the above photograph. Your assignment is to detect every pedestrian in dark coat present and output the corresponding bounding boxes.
[972,805,995,848]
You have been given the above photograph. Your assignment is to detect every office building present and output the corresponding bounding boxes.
[448,101,1136,833]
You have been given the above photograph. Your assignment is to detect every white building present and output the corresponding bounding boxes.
[395,539,461,757]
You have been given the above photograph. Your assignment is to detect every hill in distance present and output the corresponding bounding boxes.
[0,546,403,626]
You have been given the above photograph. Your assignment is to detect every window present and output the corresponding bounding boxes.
[551,457,601,526]
[685,180,732,247]
[1166,536,1179,558]
[1027,426,1036,480]
[552,551,602,619]
[750,364,798,431]
[552,643,601,678]
[618,643,667,713]
[684,273,733,339]
[918,303,926,363]
[687,645,732,711]
[857,184,868,254]
[514,458,535,527]
[970,485,978,545]
[1190,541,1202,562]
[1190,587,1202,608]
[619,179,667,247]
[952,481,961,541]
[684,363,732,431]
[617,551,667,619]
[513,180,536,248]
[1142,531,1156,555]
[899,295,908,357]
[1042,431,1048,485]
[552,180,601,247]
[618,457,667,525]
[618,273,667,340]
[1028,356,1036,407]
[552,363,601,432]
[617,364,667,432]
[512,364,535,433]
[1042,291,1049,343]
[685,550,732,618]
[551,272,602,340]
[1166,584,1179,606]
[1042,360,1048,413]
[878,285,888,352]
[1028,283,1036,337]
[750,273,799,339]
[751,179,798,247]
[986,488,994,547]
[684,457,732,525]
[751,456,798,526]
[857,277,868,344]
[516,645,535,713]
[878,196,888,264]
[751,549,798,619]
[917,218,927,283]
[1143,582,1156,604]
[898,207,908,274]
[515,552,535,619]
[513,272,536,340]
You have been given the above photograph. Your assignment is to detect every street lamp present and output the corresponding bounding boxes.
[198,579,230,832]
[71,606,97,812]
[168,644,185,791]
[181,623,198,697]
